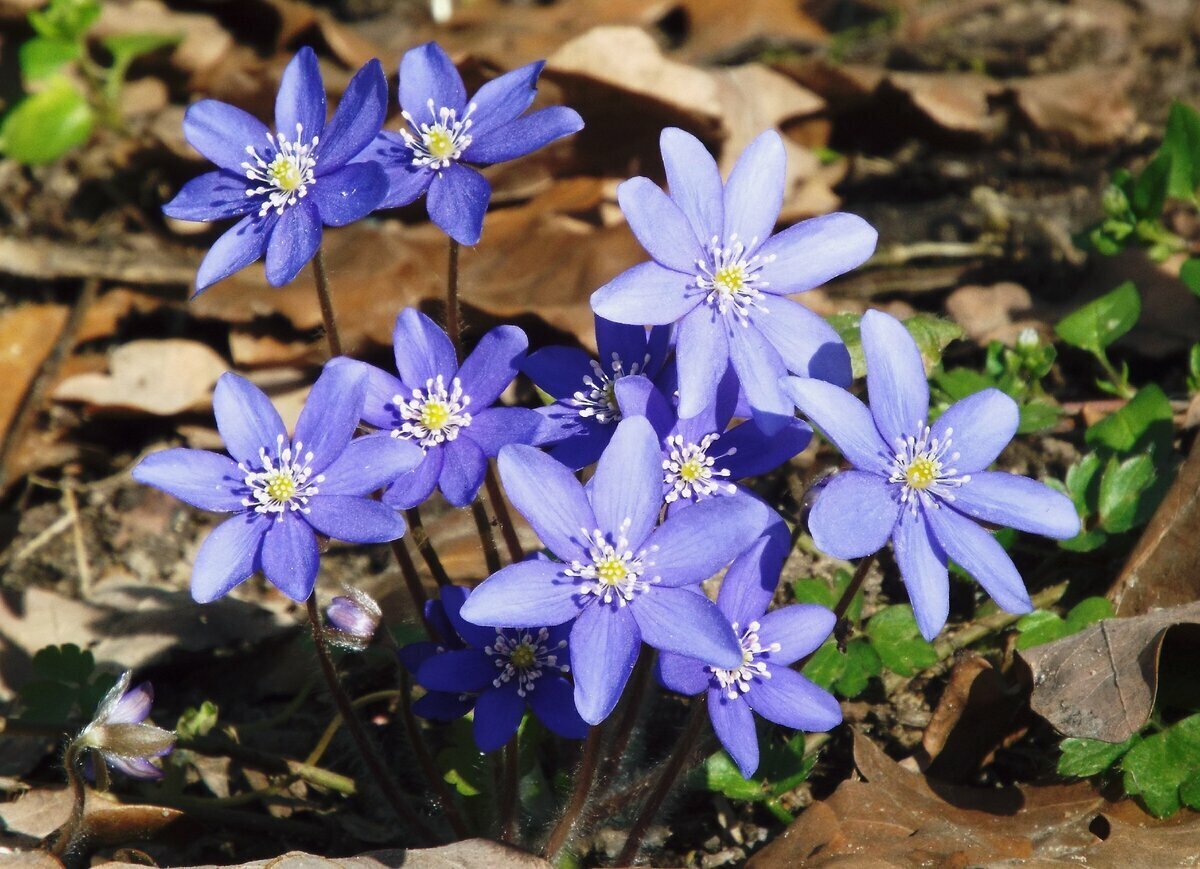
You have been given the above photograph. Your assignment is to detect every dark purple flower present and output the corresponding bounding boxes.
[783,310,1081,640]
[326,586,382,650]
[132,364,422,603]
[523,316,672,471]
[590,127,877,435]
[399,587,476,721]
[164,47,389,293]
[657,536,841,778]
[79,672,174,780]
[417,593,587,751]
[333,308,540,509]
[364,42,584,245]
[460,417,772,724]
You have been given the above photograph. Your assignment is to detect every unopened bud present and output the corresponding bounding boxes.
[326,587,382,651]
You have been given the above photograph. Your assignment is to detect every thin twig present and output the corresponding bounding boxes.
[797,553,876,670]
[472,500,503,575]
[390,538,436,638]
[544,724,604,860]
[485,465,524,564]
[405,507,452,587]
[445,239,461,360]
[312,249,343,358]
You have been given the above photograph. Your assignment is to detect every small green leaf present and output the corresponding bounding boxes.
[1064,597,1114,631]
[1161,101,1200,202]
[1098,453,1156,534]
[1121,714,1200,818]
[1017,400,1061,434]
[903,314,963,371]
[1180,258,1200,298]
[1058,734,1139,777]
[1189,344,1200,394]
[28,0,101,41]
[864,605,937,676]
[933,367,994,402]
[792,578,835,610]
[1132,153,1171,218]
[1055,281,1140,355]
[1180,770,1200,810]
[177,701,219,741]
[102,32,180,64]
[1064,452,1104,515]
[705,750,768,800]
[1014,610,1069,650]
[0,76,94,164]
[32,643,95,684]
[1085,384,1173,454]
[826,313,865,380]
[1058,528,1108,552]
[834,639,881,698]
[19,36,79,81]
[801,640,844,690]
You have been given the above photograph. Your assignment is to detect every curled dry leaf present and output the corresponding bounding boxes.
[105,841,551,869]
[883,72,1006,137]
[0,786,180,844]
[1013,66,1137,149]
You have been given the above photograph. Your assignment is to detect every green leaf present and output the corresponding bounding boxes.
[102,32,180,64]
[438,718,491,798]
[761,734,818,797]
[1189,344,1200,394]
[1180,770,1200,810]
[1054,281,1140,355]
[177,701,219,741]
[826,313,865,379]
[17,679,78,724]
[1017,400,1061,434]
[903,314,963,370]
[801,640,844,690]
[1058,528,1108,552]
[1085,384,1173,454]
[1098,452,1156,534]
[834,639,881,698]
[1064,452,1104,515]
[1058,734,1139,777]
[1121,714,1200,817]
[864,605,937,676]
[0,76,94,164]
[933,367,994,402]
[1161,101,1200,202]
[1014,610,1069,650]
[19,36,79,81]
[792,578,835,610]
[1064,597,1114,631]
[1180,258,1200,299]
[32,643,94,684]
[28,0,100,41]
[1132,153,1171,218]
[705,749,769,801]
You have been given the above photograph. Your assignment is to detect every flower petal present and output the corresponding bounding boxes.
[661,127,723,245]
[523,345,596,400]
[860,309,929,446]
[311,162,387,227]
[715,516,790,628]
[462,106,583,164]
[591,261,699,327]
[647,495,769,588]
[399,42,467,116]
[529,674,589,740]
[546,420,614,471]
[382,448,442,510]
[393,308,458,387]
[755,212,878,294]
[614,375,675,440]
[264,198,322,287]
[497,443,597,562]
[633,586,742,669]
[293,361,367,474]
[589,416,663,548]
[809,470,900,560]
[709,687,758,779]
[132,449,244,512]
[191,513,268,603]
[212,373,287,468]
[750,297,851,387]
[316,58,387,171]
[930,388,1018,473]
[728,321,792,436]
[163,170,254,222]
[781,376,892,476]
[182,100,270,173]
[108,682,153,725]
[722,129,785,251]
[893,508,949,641]
[320,432,423,495]
[474,683,526,752]
[756,605,836,666]
[194,213,273,294]
[657,651,710,696]
[443,584,497,648]
[745,666,841,732]
[676,305,731,421]
[926,505,1033,615]
[417,648,495,693]
[364,130,433,208]
[617,176,703,273]
[107,756,164,780]
[260,516,319,602]
[570,604,641,725]
[951,472,1080,539]
[468,61,543,139]
[717,417,811,481]
[305,495,406,543]
[413,691,474,721]
[458,325,527,405]
[459,559,581,628]
[275,47,326,142]
[464,407,542,456]
[438,437,488,507]
[595,317,653,371]
[429,162,490,245]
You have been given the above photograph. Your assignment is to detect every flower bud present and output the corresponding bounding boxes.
[326,587,382,651]
[77,671,174,780]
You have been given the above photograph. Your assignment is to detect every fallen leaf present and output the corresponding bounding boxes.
[0,786,180,844]
[0,304,69,454]
[1014,66,1136,149]
[102,840,550,869]
[944,282,1048,345]
[884,72,1006,137]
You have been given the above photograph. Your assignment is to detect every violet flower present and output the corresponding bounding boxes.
[783,310,1081,640]
[460,416,770,724]
[364,42,584,245]
[164,47,388,293]
[332,308,540,509]
[78,672,175,780]
[132,364,422,603]
[326,586,382,651]
[658,535,840,778]
[523,316,672,471]
[399,587,476,721]
[590,127,877,434]
[417,596,587,751]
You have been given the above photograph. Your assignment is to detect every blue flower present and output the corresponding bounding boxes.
[657,536,841,779]
[460,416,772,724]
[79,672,175,780]
[164,47,389,293]
[417,589,587,752]
[132,363,422,603]
[523,316,672,471]
[325,586,382,650]
[399,588,476,722]
[332,308,541,509]
[590,127,877,435]
[363,42,584,245]
[783,309,1081,640]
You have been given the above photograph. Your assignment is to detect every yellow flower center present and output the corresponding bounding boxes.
[596,557,629,585]
[264,470,298,503]
[268,155,304,191]
[679,459,704,482]
[714,264,747,295]
[905,456,939,490]
[420,400,452,431]
[510,644,536,669]
[424,128,456,160]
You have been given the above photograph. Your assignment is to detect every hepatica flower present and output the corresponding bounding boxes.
[325,586,383,651]
[784,310,1081,640]
[164,47,388,292]
[78,672,175,780]
[461,416,770,724]
[365,42,584,245]
[417,589,587,751]
[658,536,840,778]
[591,127,878,434]
[132,364,422,603]
[333,308,540,509]
[524,316,672,470]
[399,587,476,722]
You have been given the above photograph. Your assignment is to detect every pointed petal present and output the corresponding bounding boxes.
[756,605,836,666]
[722,130,785,251]
[570,604,641,725]
[319,432,423,495]
[108,682,153,725]
[292,361,366,473]
[163,170,254,222]
[191,513,268,603]
[926,506,1033,615]
[648,496,768,588]
[861,309,929,446]
[310,162,387,226]
[474,683,526,752]
[304,496,406,543]
[717,418,811,481]
[617,176,703,272]
[393,308,458,386]
[809,470,900,560]
[745,666,841,732]
[661,127,723,245]
[781,376,892,476]
[709,687,759,778]
[893,508,949,641]
[755,212,878,294]
[264,199,321,287]
[595,317,653,371]
[443,584,498,648]
[438,438,488,507]
[676,305,730,420]
[316,59,387,170]
[428,163,490,245]
[930,389,1018,473]
[464,407,542,456]
[182,100,270,173]
[657,651,710,696]
[750,297,851,386]
[462,106,583,164]
[633,586,742,669]
[529,675,589,740]
[212,373,287,468]
[728,321,792,436]
[132,449,244,512]
[591,261,699,327]
[457,325,527,405]
[275,47,326,141]
[497,444,596,562]
[194,213,272,293]
[522,345,597,400]
[417,648,495,693]
[468,61,543,138]
[951,472,1080,539]
[715,516,790,628]
[399,42,467,116]
[260,516,319,602]
[590,417,663,549]
[365,130,433,207]
[382,448,442,510]
[459,559,581,628]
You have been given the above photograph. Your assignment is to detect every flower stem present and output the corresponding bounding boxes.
[304,597,436,843]
[832,551,874,623]
[312,249,343,358]
[615,696,708,866]
[398,670,471,839]
[484,464,524,563]
[597,651,653,784]
[543,723,604,860]
[499,733,520,843]
[390,538,436,638]
[46,740,87,858]
[404,506,452,587]
[471,500,503,575]
[446,239,461,360]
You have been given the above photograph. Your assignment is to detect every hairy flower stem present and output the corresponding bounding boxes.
[616,696,708,866]
[390,539,436,638]
[500,733,520,843]
[312,249,343,358]
[305,597,436,843]
[405,507,452,587]
[544,724,605,860]
[46,741,87,859]
[446,239,462,359]
[799,552,877,670]
[598,652,653,784]
[484,465,524,563]
[397,669,471,839]
[471,500,503,575]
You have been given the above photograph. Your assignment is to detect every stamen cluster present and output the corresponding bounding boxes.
[709,620,780,699]
[240,434,323,519]
[662,433,737,503]
[887,422,971,512]
[393,375,473,447]
[565,522,654,606]
[243,124,319,217]
[695,235,774,322]
[570,354,651,424]
[401,99,476,169]
[486,627,569,697]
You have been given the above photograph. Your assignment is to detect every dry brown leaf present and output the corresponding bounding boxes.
[53,339,227,416]
[0,786,180,844]
[885,72,1006,137]
[0,304,69,449]
[1021,600,1200,743]
[1014,66,1136,149]
[944,282,1048,345]
[76,288,171,346]
[104,841,550,869]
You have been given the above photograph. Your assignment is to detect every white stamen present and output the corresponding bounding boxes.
[888,422,972,513]
[662,433,738,503]
[569,352,651,424]
[485,627,570,698]
[709,621,781,699]
[565,518,658,606]
[400,99,476,169]
[392,375,472,447]
[239,434,324,520]
[695,234,774,323]
[242,124,319,217]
